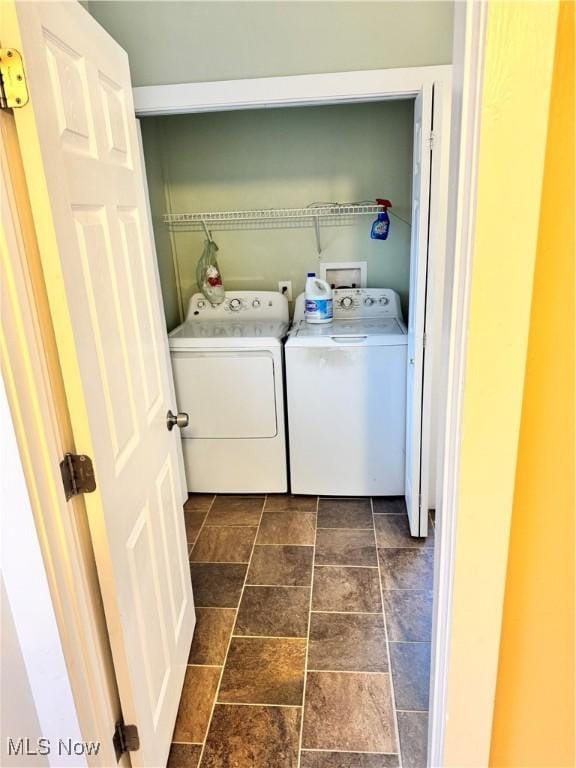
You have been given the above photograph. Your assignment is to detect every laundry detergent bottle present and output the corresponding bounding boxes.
[305,273,333,324]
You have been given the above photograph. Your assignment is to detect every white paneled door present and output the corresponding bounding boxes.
[6,1,195,765]
[405,86,433,537]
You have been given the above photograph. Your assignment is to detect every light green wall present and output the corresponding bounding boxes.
[140,119,181,330]
[90,0,452,328]
[142,100,414,327]
[89,1,454,87]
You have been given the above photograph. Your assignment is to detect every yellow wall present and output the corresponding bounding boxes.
[490,3,575,765]
[443,3,560,765]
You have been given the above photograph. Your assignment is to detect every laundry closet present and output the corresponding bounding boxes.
[142,101,414,324]
[138,94,438,537]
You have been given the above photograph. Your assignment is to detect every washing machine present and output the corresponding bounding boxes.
[168,291,289,493]
[285,288,407,496]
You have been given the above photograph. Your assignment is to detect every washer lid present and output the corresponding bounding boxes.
[293,317,406,336]
[287,317,407,347]
[169,320,289,349]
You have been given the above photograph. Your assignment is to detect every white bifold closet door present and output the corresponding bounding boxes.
[7,1,195,765]
[405,85,433,537]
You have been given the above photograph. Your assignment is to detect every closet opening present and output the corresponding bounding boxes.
[139,92,439,535]
[138,91,440,764]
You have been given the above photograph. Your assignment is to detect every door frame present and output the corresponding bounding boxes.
[133,65,451,116]
[137,63,452,753]
[134,64,452,538]
[432,2,560,765]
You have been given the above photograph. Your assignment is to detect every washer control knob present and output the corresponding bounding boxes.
[229,298,242,311]
[379,296,390,305]
[364,297,375,306]
[340,296,353,309]
[252,299,261,308]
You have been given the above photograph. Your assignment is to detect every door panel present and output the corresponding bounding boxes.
[405,87,432,537]
[117,207,165,421]
[7,2,194,765]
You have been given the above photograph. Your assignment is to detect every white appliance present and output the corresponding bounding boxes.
[168,291,289,493]
[285,288,407,496]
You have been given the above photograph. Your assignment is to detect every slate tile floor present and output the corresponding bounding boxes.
[169,495,434,768]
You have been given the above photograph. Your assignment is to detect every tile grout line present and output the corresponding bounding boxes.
[186,494,216,552]
[313,563,379,569]
[316,526,379,531]
[311,609,382,615]
[190,560,253,565]
[245,583,312,589]
[212,700,303,709]
[306,668,389,675]
[202,523,262,528]
[296,495,319,768]
[193,552,432,563]
[377,546,434,550]
[231,634,308,641]
[371,497,403,768]
[301,747,400,756]
[195,495,268,767]
[371,587,434,592]
[251,543,315,548]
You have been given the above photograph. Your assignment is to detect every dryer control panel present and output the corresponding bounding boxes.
[186,291,289,322]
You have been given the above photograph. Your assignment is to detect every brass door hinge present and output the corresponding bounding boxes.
[60,453,97,501]
[0,48,29,109]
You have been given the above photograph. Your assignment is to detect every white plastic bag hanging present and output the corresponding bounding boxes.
[196,236,225,305]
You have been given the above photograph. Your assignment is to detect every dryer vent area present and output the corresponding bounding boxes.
[169,493,434,768]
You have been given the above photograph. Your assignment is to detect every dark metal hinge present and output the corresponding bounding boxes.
[59,453,97,501]
[0,48,29,109]
[113,720,140,760]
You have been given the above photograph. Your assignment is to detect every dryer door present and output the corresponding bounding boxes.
[171,350,278,438]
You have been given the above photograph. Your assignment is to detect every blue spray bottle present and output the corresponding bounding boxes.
[371,198,392,240]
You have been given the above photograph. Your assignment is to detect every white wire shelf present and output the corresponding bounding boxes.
[162,203,388,227]
[162,203,405,253]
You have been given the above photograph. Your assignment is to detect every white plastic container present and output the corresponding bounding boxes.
[305,273,333,324]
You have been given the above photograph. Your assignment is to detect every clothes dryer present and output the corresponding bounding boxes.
[169,291,289,493]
